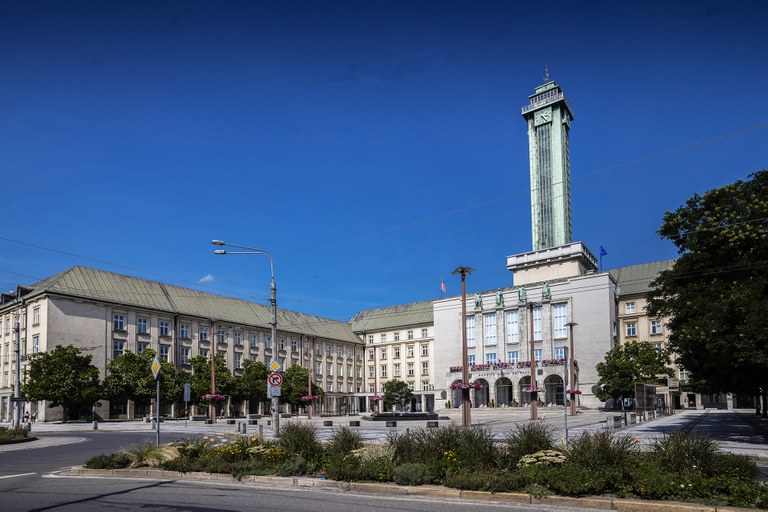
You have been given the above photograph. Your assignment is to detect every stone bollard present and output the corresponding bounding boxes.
[258,425,264,437]
[93,421,99,430]
[151,419,156,429]
[241,423,247,435]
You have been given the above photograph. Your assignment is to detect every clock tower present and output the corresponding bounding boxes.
[521,73,574,251]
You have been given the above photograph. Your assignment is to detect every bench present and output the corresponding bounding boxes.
[349,421,360,427]
[323,420,333,426]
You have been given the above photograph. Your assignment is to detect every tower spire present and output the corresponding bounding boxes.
[543,65,549,82]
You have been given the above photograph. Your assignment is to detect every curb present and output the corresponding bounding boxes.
[69,467,736,511]
[0,436,37,446]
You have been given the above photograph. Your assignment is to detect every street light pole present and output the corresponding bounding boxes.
[13,311,21,429]
[528,302,541,421]
[212,240,280,435]
[301,334,314,419]
[566,321,578,417]
[452,266,474,428]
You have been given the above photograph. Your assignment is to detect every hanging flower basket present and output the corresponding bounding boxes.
[566,389,582,395]
[450,381,482,390]
[522,387,541,393]
[202,393,226,402]
[300,395,319,402]
[368,395,383,401]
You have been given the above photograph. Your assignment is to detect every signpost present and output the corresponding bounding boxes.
[183,383,191,428]
[268,362,282,433]
[151,356,161,446]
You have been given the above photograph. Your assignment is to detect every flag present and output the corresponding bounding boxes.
[600,245,607,257]
[441,279,446,293]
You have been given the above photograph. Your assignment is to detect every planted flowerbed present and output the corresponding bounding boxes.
[0,426,29,444]
[84,422,768,508]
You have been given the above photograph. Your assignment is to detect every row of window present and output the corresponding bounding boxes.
[1,306,41,335]
[466,305,569,347]
[367,328,429,344]
[369,361,429,378]
[368,344,428,360]
[467,347,565,365]
[368,382,433,393]
[625,319,663,337]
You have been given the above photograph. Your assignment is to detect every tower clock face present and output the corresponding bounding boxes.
[534,109,552,125]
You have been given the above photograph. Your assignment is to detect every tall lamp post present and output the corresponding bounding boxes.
[300,334,315,419]
[13,311,21,429]
[528,302,542,421]
[566,321,578,417]
[212,240,279,434]
[452,266,474,428]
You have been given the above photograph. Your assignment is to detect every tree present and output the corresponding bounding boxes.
[188,354,237,408]
[103,349,184,409]
[23,345,101,421]
[595,341,672,407]
[647,170,768,414]
[383,379,413,411]
[281,364,323,411]
[235,359,269,405]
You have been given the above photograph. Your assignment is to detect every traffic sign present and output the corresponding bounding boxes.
[183,383,191,402]
[269,361,281,372]
[268,373,283,387]
[268,385,281,397]
[10,397,29,402]
[151,356,161,380]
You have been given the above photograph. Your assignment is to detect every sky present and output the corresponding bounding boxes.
[1,0,767,321]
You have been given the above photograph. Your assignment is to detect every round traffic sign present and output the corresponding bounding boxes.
[268,373,283,386]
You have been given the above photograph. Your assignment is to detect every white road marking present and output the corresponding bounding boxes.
[0,472,37,480]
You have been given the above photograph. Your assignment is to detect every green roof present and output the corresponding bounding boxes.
[22,266,361,343]
[349,299,434,332]
[608,259,676,296]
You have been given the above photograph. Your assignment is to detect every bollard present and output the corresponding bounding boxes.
[241,423,247,435]
[258,425,264,437]
[93,421,99,430]
[151,419,156,429]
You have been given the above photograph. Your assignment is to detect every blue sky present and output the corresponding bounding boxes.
[1,1,766,320]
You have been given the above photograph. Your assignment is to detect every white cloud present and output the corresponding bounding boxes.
[198,274,215,283]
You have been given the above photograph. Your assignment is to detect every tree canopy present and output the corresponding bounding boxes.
[595,341,673,404]
[235,359,269,405]
[188,354,237,407]
[383,379,413,411]
[103,349,184,406]
[647,170,768,397]
[23,344,101,420]
[281,364,323,409]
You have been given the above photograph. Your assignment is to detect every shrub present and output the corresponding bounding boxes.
[0,427,28,443]
[504,420,555,464]
[279,422,323,463]
[328,427,363,457]
[359,456,395,482]
[84,452,131,469]
[125,442,180,468]
[388,425,497,469]
[651,430,720,477]
[714,452,758,481]
[517,449,566,468]
[278,456,309,476]
[393,463,430,486]
[566,430,638,470]
[324,454,362,482]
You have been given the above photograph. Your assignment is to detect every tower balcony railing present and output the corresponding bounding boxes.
[521,92,574,117]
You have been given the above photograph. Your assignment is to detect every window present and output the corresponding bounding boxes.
[407,330,414,340]
[279,357,285,368]
[265,335,272,349]
[407,362,415,377]
[394,332,400,341]
[234,332,243,345]
[421,362,429,375]
[393,347,400,359]
[180,347,190,364]
[250,334,259,348]
[347,364,352,376]
[279,338,285,351]
[113,340,125,359]
[626,302,636,314]
[380,333,387,342]
[380,365,387,378]
[113,314,125,331]
[626,322,637,337]
[407,345,414,358]
[553,303,567,338]
[651,320,663,335]
[381,348,387,360]
[137,342,149,353]
[393,363,401,377]
[160,320,170,337]
[484,313,497,346]
[368,350,374,361]
[33,307,40,325]
[534,349,542,362]
[555,346,565,360]
[533,307,542,341]
[291,339,298,351]
[367,335,374,344]
[508,351,519,364]
[337,363,343,375]
[421,328,428,338]
[216,329,226,343]
[466,315,476,347]
[468,354,476,365]
[368,366,374,378]
[485,353,497,364]
[234,353,242,369]
[200,348,209,358]
[33,335,39,354]
[679,368,690,382]
[505,310,519,344]
[159,345,170,361]
[421,344,429,357]
[137,317,149,334]
[199,326,209,341]
[180,324,190,339]
[217,351,226,364]
[653,342,663,352]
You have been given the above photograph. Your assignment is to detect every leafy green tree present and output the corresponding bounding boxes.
[383,379,413,411]
[595,341,673,407]
[103,349,184,408]
[23,345,101,421]
[281,364,323,411]
[235,359,269,405]
[188,354,237,407]
[647,170,768,414]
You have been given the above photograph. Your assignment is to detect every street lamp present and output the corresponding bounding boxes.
[300,334,315,419]
[212,239,279,434]
[13,311,21,429]
[452,266,474,428]
[527,301,542,421]
[566,321,578,417]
